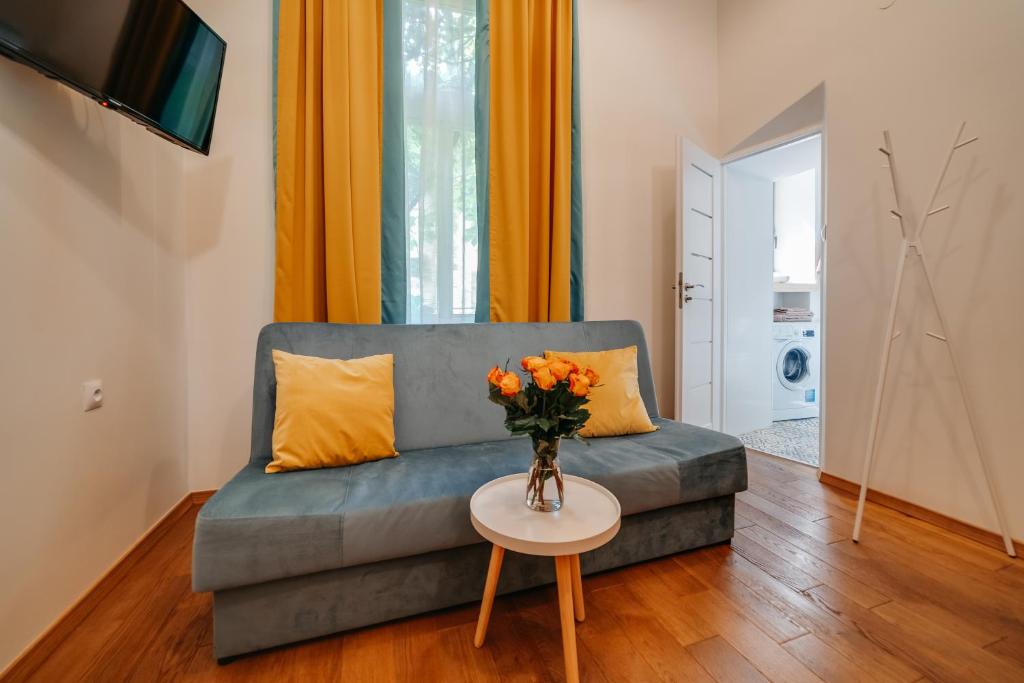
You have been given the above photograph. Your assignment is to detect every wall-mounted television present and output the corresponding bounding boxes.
[0,0,226,155]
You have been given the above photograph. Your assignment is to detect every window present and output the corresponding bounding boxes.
[402,0,478,323]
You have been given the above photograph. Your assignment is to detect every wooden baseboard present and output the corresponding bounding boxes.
[191,489,217,506]
[818,471,1021,556]
[1,492,201,681]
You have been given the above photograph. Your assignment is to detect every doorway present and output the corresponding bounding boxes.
[722,134,824,467]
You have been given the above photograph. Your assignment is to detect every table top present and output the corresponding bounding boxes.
[470,474,621,557]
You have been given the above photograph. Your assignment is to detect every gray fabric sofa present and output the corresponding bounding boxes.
[193,321,747,660]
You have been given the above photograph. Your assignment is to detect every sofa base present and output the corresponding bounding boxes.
[211,494,735,659]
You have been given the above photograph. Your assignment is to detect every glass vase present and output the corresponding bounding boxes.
[525,435,564,512]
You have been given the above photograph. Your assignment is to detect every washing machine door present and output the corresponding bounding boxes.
[777,342,812,390]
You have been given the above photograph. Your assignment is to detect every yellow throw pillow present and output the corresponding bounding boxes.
[544,345,658,438]
[266,350,398,473]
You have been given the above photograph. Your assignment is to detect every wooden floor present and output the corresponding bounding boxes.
[11,452,1024,682]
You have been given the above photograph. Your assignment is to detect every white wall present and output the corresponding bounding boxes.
[719,0,1024,538]
[0,62,189,667]
[183,0,276,492]
[579,0,718,417]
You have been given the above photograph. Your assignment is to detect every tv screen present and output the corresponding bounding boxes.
[0,0,226,154]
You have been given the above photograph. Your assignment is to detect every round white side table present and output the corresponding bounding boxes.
[470,474,621,683]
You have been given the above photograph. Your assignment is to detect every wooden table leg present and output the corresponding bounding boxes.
[555,555,580,683]
[474,545,505,647]
[569,554,585,622]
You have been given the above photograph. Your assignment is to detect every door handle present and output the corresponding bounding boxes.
[671,274,704,307]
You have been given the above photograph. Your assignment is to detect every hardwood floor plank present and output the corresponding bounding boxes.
[623,563,718,646]
[339,624,402,683]
[831,528,1024,642]
[737,491,845,544]
[984,633,1024,669]
[685,546,920,683]
[808,584,1019,683]
[781,633,877,683]
[826,507,1024,616]
[442,622,502,683]
[395,617,454,682]
[872,600,1024,681]
[735,499,1007,648]
[679,548,809,644]
[516,604,609,683]
[586,584,715,683]
[679,587,823,682]
[735,511,756,530]
[126,583,214,682]
[737,524,889,608]
[730,529,822,592]
[687,636,770,683]
[745,481,830,522]
[745,452,812,480]
[574,586,666,682]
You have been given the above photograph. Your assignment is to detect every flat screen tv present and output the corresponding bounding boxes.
[0,0,226,155]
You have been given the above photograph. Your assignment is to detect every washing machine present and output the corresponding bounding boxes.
[773,322,819,421]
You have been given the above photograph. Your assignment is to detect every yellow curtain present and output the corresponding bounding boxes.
[489,0,573,322]
[275,0,384,324]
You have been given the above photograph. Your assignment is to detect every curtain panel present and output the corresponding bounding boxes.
[274,0,385,324]
[485,0,574,323]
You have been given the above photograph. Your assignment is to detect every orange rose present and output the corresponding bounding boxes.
[547,358,576,381]
[568,372,591,397]
[583,367,600,386]
[487,366,504,386]
[532,366,557,391]
[521,356,548,372]
[498,371,521,397]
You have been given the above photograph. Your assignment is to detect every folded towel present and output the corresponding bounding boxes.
[774,307,814,322]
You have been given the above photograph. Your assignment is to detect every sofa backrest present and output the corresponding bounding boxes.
[249,320,659,462]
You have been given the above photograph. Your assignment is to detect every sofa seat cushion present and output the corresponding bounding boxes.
[193,418,745,592]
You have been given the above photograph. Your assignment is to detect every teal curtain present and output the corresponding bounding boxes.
[473,0,491,323]
[381,0,407,324]
[569,0,584,322]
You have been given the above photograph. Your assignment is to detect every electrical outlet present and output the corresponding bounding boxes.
[82,379,103,412]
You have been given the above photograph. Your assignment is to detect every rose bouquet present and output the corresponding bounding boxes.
[487,356,599,511]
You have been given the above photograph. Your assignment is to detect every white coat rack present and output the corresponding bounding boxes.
[852,122,1017,558]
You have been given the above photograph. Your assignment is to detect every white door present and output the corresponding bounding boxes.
[675,140,720,428]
